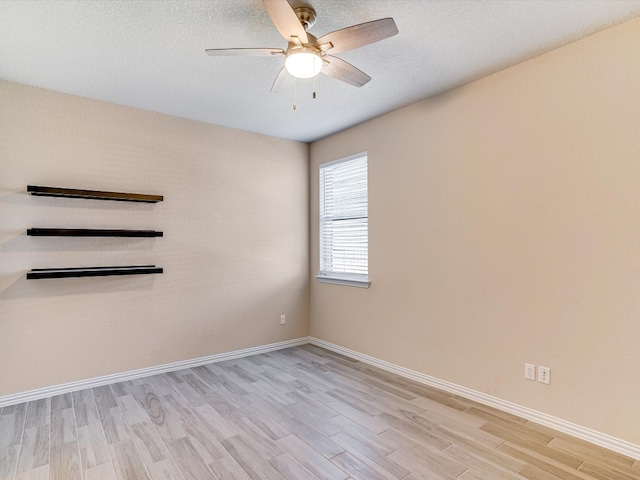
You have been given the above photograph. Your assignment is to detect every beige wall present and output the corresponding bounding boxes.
[310,18,640,444]
[3,16,640,449]
[0,80,309,396]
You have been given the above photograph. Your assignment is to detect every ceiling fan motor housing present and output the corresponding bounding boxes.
[294,6,316,30]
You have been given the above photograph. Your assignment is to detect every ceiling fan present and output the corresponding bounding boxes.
[205,0,398,91]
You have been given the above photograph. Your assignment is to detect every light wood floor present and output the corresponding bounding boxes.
[0,345,638,480]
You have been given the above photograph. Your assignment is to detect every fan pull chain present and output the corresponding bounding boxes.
[292,77,297,110]
[313,76,316,99]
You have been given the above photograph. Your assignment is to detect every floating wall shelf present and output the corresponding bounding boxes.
[27,185,163,203]
[27,265,163,280]
[27,184,164,280]
[27,228,163,238]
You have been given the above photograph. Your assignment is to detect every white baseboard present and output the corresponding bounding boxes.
[0,337,310,408]
[309,337,640,461]
[4,334,638,461]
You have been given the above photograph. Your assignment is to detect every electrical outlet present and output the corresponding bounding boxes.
[280,315,286,325]
[524,363,536,381]
[538,366,550,385]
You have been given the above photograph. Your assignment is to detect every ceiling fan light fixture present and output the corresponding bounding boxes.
[285,47,323,79]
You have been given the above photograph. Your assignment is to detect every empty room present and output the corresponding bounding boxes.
[1,1,640,479]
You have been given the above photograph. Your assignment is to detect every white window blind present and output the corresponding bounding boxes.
[318,154,369,287]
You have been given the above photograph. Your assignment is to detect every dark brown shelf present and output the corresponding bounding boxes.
[27,185,163,203]
[27,265,163,280]
[27,228,163,238]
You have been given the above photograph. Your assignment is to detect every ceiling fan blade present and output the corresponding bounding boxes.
[205,48,284,56]
[321,55,371,87]
[317,18,398,54]
[270,67,294,93]
[261,0,308,44]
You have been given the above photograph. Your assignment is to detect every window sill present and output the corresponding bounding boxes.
[315,275,371,288]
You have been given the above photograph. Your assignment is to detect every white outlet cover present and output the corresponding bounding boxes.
[538,366,551,385]
[524,363,536,381]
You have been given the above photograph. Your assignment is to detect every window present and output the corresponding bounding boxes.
[317,153,370,288]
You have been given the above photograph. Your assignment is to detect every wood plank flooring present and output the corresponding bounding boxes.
[0,345,638,479]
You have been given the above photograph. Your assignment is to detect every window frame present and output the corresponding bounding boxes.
[315,152,370,288]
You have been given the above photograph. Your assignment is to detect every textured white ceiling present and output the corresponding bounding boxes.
[1,1,639,142]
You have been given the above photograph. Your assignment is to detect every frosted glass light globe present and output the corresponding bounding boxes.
[285,47,323,79]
